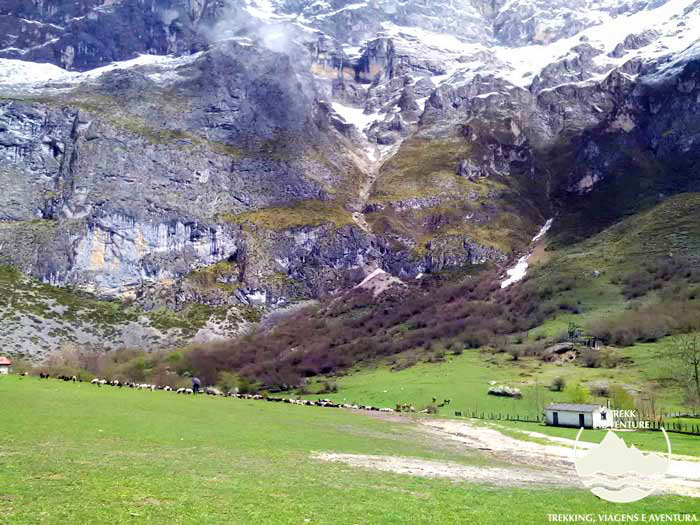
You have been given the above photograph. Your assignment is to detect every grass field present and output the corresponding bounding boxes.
[1,376,698,524]
[301,337,689,419]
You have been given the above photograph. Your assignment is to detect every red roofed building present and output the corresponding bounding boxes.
[0,356,11,375]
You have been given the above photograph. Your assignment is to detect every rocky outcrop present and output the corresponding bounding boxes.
[0,0,699,357]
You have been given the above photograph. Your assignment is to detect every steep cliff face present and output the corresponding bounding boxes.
[0,45,376,302]
[0,0,698,356]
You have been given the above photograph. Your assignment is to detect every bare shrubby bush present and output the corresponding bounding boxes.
[620,257,699,300]
[590,383,610,397]
[318,381,338,394]
[580,348,602,368]
[588,302,700,347]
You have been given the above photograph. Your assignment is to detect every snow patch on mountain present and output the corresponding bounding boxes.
[0,53,204,93]
[331,102,384,131]
[501,219,554,288]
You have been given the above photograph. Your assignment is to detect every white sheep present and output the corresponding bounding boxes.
[91,378,99,384]
[185,388,194,395]
[163,386,172,392]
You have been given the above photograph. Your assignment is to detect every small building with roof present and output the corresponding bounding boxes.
[545,403,613,429]
[0,356,11,375]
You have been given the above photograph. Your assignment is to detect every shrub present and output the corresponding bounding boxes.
[237,375,260,395]
[610,384,635,410]
[590,383,610,397]
[579,348,601,368]
[564,382,591,403]
[217,371,239,394]
[391,356,418,372]
[318,381,338,394]
[550,376,566,392]
[9,357,33,375]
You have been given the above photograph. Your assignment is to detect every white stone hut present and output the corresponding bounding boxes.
[545,403,612,429]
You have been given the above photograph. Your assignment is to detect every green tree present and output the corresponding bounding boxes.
[217,371,239,394]
[610,384,635,410]
[672,335,700,408]
[564,382,591,404]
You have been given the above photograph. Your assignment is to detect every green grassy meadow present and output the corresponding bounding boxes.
[301,335,690,419]
[1,376,698,524]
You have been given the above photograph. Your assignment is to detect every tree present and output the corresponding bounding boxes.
[610,384,635,410]
[672,335,700,408]
[564,382,591,404]
[218,371,239,394]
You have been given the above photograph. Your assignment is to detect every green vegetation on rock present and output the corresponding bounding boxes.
[219,199,354,230]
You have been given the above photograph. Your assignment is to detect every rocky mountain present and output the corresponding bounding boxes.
[0,0,698,356]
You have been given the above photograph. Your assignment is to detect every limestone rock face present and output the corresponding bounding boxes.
[0,0,699,355]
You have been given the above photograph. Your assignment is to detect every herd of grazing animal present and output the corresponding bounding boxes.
[31,373,451,415]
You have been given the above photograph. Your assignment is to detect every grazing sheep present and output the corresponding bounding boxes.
[205,387,224,396]
[176,388,186,394]
[71,376,77,382]
[91,378,100,385]
[185,388,194,395]
[163,386,172,392]
[39,372,50,379]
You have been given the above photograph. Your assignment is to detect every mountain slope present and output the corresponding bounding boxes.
[0,0,698,357]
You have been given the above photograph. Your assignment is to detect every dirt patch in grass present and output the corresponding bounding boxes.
[312,452,574,487]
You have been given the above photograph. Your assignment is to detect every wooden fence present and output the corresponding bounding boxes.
[453,410,542,423]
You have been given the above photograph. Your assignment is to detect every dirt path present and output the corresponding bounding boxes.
[314,416,700,496]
